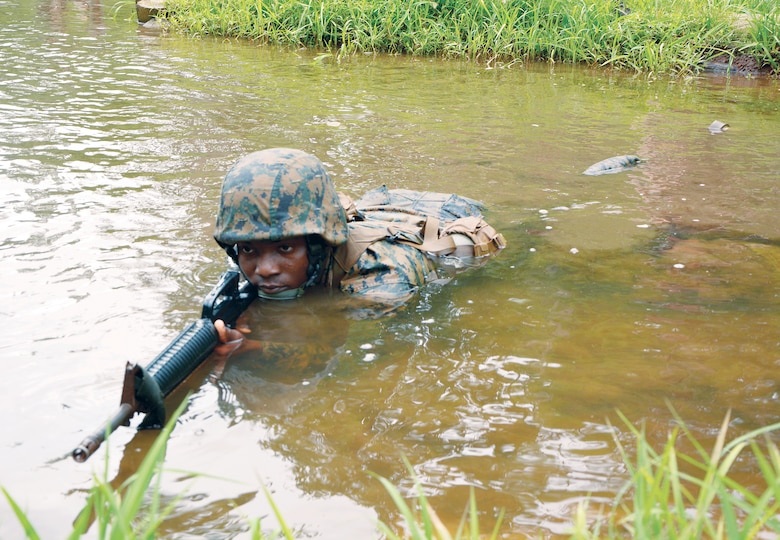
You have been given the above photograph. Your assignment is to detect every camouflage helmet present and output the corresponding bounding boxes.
[214,148,349,251]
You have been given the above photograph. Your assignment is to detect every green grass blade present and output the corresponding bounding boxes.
[261,485,296,539]
[370,470,425,540]
[1,487,42,540]
[717,482,742,540]
[116,398,189,529]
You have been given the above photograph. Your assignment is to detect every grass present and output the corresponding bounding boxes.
[4,407,780,538]
[370,456,506,540]
[569,409,780,539]
[3,400,189,540]
[155,0,780,75]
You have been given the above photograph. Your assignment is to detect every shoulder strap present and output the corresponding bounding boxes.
[328,221,391,287]
[391,216,456,255]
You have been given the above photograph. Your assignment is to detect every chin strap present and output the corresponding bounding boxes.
[257,287,305,300]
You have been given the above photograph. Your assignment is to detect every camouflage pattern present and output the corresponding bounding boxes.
[214,148,349,247]
[334,187,508,306]
[355,186,486,223]
[337,230,436,306]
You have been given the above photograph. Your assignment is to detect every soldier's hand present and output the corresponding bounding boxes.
[214,319,247,344]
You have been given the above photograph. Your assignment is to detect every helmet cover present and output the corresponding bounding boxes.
[214,148,349,249]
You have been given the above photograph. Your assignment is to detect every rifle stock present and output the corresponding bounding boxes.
[72,270,256,463]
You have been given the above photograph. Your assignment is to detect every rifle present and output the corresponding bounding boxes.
[71,269,257,463]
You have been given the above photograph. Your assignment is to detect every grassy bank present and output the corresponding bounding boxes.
[157,0,780,75]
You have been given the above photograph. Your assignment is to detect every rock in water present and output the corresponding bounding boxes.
[583,155,641,176]
[136,0,165,23]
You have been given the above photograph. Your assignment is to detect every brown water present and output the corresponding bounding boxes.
[1,0,779,538]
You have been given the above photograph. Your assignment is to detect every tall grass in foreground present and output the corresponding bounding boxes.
[2,401,191,540]
[159,0,780,75]
[570,410,780,539]
[3,409,780,538]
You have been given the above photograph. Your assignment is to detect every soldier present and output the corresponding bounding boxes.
[212,148,505,355]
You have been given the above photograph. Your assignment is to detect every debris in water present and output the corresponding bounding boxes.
[708,120,729,134]
[583,155,641,176]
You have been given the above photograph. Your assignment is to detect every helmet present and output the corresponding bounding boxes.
[214,148,349,252]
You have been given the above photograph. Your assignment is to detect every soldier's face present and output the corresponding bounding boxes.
[236,237,309,296]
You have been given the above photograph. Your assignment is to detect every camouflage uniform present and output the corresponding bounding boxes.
[337,226,435,306]
[214,148,437,308]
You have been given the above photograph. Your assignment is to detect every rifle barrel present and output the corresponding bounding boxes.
[71,403,134,462]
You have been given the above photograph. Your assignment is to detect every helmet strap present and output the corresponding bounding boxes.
[304,236,330,288]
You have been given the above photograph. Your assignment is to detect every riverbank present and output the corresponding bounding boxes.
[704,52,776,76]
[156,0,779,76]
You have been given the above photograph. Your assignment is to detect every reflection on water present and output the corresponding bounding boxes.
[1,0,779,538]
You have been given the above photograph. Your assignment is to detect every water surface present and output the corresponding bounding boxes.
[1,0,779,537]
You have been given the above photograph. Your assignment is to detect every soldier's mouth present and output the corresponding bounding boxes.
[258,284,287,294]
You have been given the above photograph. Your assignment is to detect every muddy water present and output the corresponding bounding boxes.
[1,0,779,538]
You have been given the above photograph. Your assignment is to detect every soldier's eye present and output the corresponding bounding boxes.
[238,244,255,255]
[278,244,294,254]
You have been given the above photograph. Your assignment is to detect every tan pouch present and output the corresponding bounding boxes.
[440,216,507,257]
